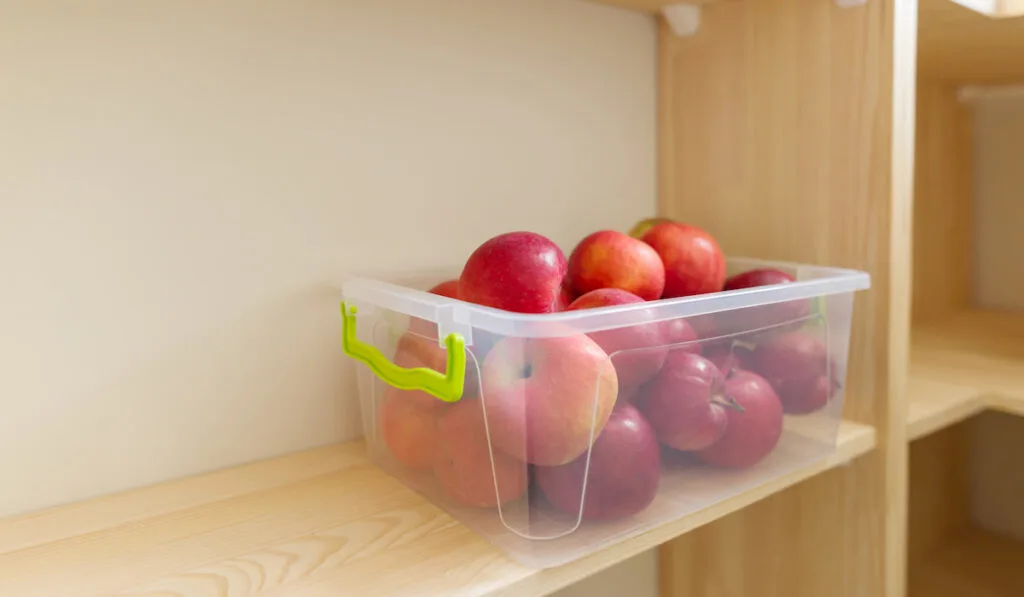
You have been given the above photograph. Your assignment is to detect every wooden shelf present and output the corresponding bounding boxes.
[909,528,1024,597]
[0,421,874,597]
[920,0,1024,83]
[909,310,1024,440]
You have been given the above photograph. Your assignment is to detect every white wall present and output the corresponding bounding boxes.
[972,95,1024,311]
[0,0,658,594]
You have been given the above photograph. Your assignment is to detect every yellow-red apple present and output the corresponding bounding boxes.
[481,334,618,466]
[380,389,441,471]
[434,400,528,508]
[567,230,665,301]
[641,222,725,298]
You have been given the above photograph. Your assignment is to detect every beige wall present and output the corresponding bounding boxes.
[0,0,655,520]
[0,1,659,593]
[972,94,1024,312]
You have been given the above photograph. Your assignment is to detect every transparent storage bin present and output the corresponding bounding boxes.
[340,257,870,568]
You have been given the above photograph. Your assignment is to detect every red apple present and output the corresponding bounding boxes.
[459,232,568,314]
[751,331,836,414]
[704,344,755,379]
[567,230,665,301]
[536,403,660,521]
[481,334,619,466]
[380,389,441,470]
[662,316,702,356]
[393,332,478,406]
[409,279,462,338]
[722,268,812,335]
[641,222,726,298]
[697,371,784,468]
[434,400,528,508]
[567,288,667,394]
[636,352,729,451]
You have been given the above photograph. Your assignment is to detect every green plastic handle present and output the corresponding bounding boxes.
[340,302,465,403]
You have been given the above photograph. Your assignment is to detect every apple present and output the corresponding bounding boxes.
[636,352,729,451]
[641,222,726,298]
[434,400,528,508]
[567,230,665,301]
[459,231,568,314]
[481,334,619,466]
[536,403,660,521]
[567,288,667,394]
[393,331,478,406]
[380,389,441,470]
[751,331,837,414]
[721,268,812,335]
[697,371,784,469]
[703,342,755,379]
[409,279,461,338]
[628,217,673,239]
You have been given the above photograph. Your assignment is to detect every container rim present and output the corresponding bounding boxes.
[341,257,870,339]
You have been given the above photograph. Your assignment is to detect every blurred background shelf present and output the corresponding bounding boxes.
[909,527,1024,597]
[0,420,874,597]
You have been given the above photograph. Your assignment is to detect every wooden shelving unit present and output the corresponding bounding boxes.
[0,422,874,596]
[909,1,1024,595]
[2,1,1022,596]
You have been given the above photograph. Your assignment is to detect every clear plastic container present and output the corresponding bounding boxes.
[340,257,870,568]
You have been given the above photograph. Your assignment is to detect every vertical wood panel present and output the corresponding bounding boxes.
[908,424,971,564]
[656,0,916,595]
[971,412,1024,542]
[912,80,973,323]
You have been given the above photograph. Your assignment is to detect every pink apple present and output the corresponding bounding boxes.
[481,334,619,466]
[697,370,784,469]
[567,230,665,301]
[459,232,568,314]
[636,352,729,451]
[641,222,726,298]
[703,342,755,379]
[536,403,660,521]
[751,331,837,415]
[567,288,667,394]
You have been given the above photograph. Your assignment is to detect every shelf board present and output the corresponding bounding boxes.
[587,0,724,12]
[909,527,1024,597]
[0,420,874,597]
[920,0,1024,83]
[909,310,1024,440]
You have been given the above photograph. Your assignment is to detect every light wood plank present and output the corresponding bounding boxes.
[920,0,1024,83]
[0,423,874,597]
[906,376,983,441]
[654,0,916,596]
[908,527,1024,597]
[912,79,974,324]
[912,310,1024,406]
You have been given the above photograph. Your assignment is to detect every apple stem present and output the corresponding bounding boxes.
[712,392,745,413]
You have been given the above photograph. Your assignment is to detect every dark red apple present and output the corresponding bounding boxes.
[704,342,755,379]
[721,268,812,335]
[636,352,729,451]
[459,232,568,314]
[640,222,726,298]
[535,403,660,521]
[567,230,665,301]
[697,371,784,469]
[567,288,667,394]
[752,331,837,414]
